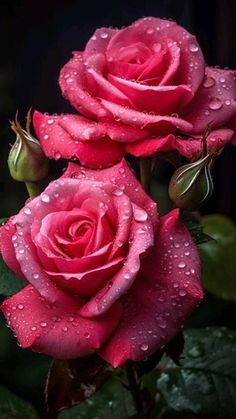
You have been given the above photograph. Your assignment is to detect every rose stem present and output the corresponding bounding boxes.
[125,362,144,414]
[25,181,41,198]
[139,157,152,194]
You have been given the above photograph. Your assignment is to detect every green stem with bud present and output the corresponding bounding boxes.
[139,157,152,194]
[25,181,41,198]
[125,362,143,414]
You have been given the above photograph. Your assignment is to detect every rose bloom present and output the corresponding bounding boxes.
[0,160,202,367]
[33,17,236,169]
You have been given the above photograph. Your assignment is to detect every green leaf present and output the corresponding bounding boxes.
[157,327,236,419]
[0,385,39,418]
[46,355,112,417]
[0,254,25,296]
[182,211,212,245]
[200,215,236,301]
[58,377,136,419]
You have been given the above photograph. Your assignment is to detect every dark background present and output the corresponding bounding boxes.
[0,1,236,416]
[1,0,236,219]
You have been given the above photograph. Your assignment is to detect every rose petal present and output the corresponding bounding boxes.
[125,129,233,159]
[107,17,205,93]
[33,111,125,168]
[59,53,110,118]
[63,159,158,230]
[99,209,203,367]
[100,98,193,133]
[0,218,25,279]
[1,285,122,359]
[108,73,193,114]
[184,67,236,133]
[80,210,154,317]
[175,128,233,159]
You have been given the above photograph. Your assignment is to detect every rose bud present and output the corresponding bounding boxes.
[8,111,49,184]
[168,153,214,211]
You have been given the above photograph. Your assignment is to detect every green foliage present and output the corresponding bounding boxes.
[46,355,113,417]
[58,377,136,419]
[0,254,25,296]
[157,327,236,419]
[200,215,236,301]
[182,211,212,245]
[0,385,39,419]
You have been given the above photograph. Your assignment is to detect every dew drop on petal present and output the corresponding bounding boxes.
[47,119,54,125]
[179,289,187,297]
[40,322,48,327]
[189,43,199,52]
[140,343,149,351]
[203,76,215,88]
[23,207,32,215]
[18,304,24,310]
[100,32,108,39]
[113,189,123,196]
[178,261,186,269]
[41,193,50,203]
[133,208,148,222]
[209,98,222,110]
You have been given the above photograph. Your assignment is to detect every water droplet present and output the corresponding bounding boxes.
[113,189,123,196]
[146,28,154,34]
[54,152,61,160]
[31,326,37,331]
[140,343,149,351]
[133,208,148,222]
[179,289,187,297]
[209,98,222,110]
[203,76,215,88]
[23,207,32,215]
[84,332,90,338]
[41,193,50,203]
[18,304,24,310]
[189,43,199,52]
[225,99,231,106]
[32,273,39,279]
[12,235,17,242]
[62,326,68,332]
[188,346,201,357]
[43,134,49,140]
[100,32,108,39]
[47,119,54,125]
[18,248,25,254]
[159,320,167,329]
[219,76,226,83]
[178,261,186,269]
[40,322,47,327]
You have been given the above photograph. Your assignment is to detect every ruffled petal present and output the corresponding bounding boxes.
[184,67,236,133]
[100,98,193,133]
[1,285,122,359]
[99,209,203,367]
[33,111,125,168]
[63,159,158,230]
[108,73,193,114]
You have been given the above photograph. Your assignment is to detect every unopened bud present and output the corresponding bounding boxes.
[168,154,214,211]
[8,110,49,182]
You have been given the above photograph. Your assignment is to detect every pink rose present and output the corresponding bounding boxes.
[33,17,236,168]
[0,160,203,367]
